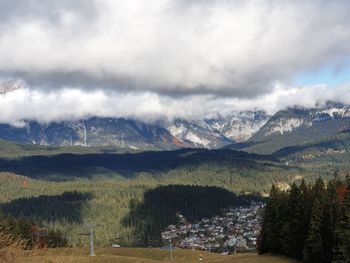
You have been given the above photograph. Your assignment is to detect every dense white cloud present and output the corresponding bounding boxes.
[1,83,350,125]
[1,0,350,123]
[0,0,350,96]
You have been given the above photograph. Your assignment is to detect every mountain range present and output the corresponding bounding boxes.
[0,102,349,154]
[240,101,350,154]
[0,111,270,150]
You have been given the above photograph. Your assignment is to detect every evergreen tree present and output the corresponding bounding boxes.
[301,179,312,238]
[303,198,324,263]
[259,183,288,254]
[260,176,350,262]
[259,183,279,253]
[334,175,350,262]
[313,177,326,201]
[325,173,345,263]
[283,183,305,259]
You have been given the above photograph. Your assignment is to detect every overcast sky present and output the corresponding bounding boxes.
[1,0,350,124]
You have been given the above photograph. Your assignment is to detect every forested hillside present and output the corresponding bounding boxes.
[259,175,350,262]
[0,211,68,249]
[123,185,264,246]
[241,104,350,155]
[0,139,138,158]
[0,170,280,247]
[0,147,294,181]
[0,138,348,249]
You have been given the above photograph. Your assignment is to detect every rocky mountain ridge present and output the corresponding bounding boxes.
[243,102,350,154]
[0,111,269,149]
[0,102,349,151]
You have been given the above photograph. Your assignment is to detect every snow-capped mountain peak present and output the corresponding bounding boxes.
[205,110,270,142]
[166,119,231,149]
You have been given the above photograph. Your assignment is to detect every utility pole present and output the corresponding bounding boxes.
[162,233,177,261]
[169,237,173,261]
[88,224,95,256]
[81,222,100,257]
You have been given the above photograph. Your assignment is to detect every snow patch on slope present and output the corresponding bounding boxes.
[168,124,187,138]
[266,118,310,136]
[167,120,232,148]
[168,123,212,148]
[315,108,350,118]
[185,132,210,147]
[221,119,268,142]
[206,111,270,142]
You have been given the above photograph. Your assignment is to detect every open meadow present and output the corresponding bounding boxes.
[18,247,299,263]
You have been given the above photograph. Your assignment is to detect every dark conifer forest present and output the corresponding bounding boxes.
[122,185,264,246]
[259,174,350,262]
[0,211,67,249]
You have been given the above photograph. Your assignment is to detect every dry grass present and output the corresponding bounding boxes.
[17,247,300,263]
[0,224,73,263]
[0,228,26,263]
[0,219,299,263]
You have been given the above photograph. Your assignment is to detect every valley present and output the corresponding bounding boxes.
[2,2,350,261]
[0,102,350,262]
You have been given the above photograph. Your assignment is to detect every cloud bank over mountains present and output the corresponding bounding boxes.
[0,0,350,123]
[1,83,350,125]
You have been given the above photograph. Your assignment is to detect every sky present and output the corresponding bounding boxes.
[295,64,350,87]
[1,0,350,124]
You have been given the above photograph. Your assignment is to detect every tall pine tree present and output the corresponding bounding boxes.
[326,173,345,263]
[333,175,350,262]
[303,198,324,263]
[259,183,283,254]
[283,183,305,259]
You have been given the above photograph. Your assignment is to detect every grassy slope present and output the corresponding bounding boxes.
[18,248,299,263]
[0,139,139,158]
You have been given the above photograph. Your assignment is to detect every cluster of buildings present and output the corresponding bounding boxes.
[161,202,265,254]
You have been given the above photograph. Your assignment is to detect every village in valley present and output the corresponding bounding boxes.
[161,202,265,254]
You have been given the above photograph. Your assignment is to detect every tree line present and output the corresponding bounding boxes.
[123,184,264,246]
[0,210,68,249]
[259,174,350,262]
[1,191,92,224]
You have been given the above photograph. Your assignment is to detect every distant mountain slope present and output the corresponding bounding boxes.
[241,102,350,154]
[205,110,270,142]
[165,119,233,149]
[0,118,185,150]
[0,111,269,149]
[162,110,270,148]
[0,146,287,181]
[0,139,141,159]
[3,102,349,153]
[271,130,350,165]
